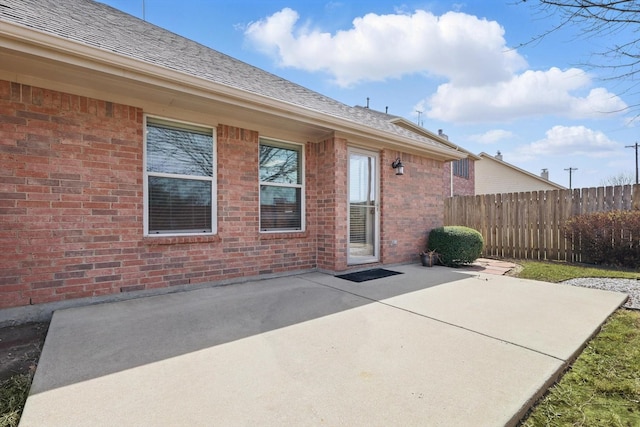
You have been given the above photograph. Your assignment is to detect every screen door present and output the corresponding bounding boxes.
[348,149,379,264]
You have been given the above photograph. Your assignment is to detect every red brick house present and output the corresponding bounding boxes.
[0,0,466,315]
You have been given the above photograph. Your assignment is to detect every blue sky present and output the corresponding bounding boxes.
[100,0,638,189]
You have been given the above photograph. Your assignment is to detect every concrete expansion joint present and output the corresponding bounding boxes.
[299,275,565,362]
[375,301,566,362]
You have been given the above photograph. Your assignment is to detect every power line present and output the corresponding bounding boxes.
[625,142,639,184]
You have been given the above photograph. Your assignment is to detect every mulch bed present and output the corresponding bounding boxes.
[0,322,49,382]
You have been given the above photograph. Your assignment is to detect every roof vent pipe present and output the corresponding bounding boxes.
[438,129,448,140]
[495,150,503,161]
[366,97,369,108]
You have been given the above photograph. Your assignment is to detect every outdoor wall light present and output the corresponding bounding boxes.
[391,158,404,175]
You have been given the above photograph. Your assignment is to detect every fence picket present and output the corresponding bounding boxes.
[511,192,518,259]
[623,185,632,210]
[596,186,605,211]
[444,184,639,261]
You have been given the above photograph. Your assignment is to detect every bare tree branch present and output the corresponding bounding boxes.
[600,171,636,185]
[518,0,640,111]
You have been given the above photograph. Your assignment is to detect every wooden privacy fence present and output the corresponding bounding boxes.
[444,184,640,261]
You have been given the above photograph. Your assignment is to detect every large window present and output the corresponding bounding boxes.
[452,158,469,179]
[259,139,303,232]
[145,117,215,235]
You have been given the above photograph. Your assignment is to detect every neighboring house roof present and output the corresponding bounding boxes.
[0,0,465,161]
[475,152,566,194]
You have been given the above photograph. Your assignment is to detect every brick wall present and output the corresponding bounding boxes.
[443,160,475,197]
[315,136,348,271]
[0,80,447,310]
[0,81,144,308]
[0,81,317,309]
[381,150,445,262]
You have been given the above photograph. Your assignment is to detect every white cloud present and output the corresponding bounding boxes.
[512,125,621,161]
[245,8,627,123]
[469,129,514,144]
[244,8,526,87]
[570,87,629,117]
[424,68,627,122]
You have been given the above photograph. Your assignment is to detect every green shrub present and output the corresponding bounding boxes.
[563,210,640,268]
[427,226,483,267]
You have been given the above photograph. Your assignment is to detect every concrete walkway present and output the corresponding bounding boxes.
[19,264,627,427]
[466,258,518,276]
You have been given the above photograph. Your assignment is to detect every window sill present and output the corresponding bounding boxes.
[143,235,221,245]
[259,231,308,240]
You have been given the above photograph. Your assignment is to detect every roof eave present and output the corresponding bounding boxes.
[0,21,465,161]
[389,117,481,160]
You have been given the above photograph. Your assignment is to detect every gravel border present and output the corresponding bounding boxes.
[562,278,640,310]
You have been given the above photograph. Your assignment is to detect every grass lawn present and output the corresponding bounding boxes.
[517,261,640,427]
[516,260,639,283]
[0,374,31,427]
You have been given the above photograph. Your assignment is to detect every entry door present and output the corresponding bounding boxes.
[348,149,379,264]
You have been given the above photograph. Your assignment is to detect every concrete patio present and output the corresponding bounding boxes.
[19,263,627,426]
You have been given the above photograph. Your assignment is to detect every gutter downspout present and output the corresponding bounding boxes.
[450,164,453,197]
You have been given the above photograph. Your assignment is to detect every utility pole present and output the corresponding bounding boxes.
[626,142,639,184]
[564,167,578,190]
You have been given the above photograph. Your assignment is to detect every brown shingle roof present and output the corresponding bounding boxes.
[0,0,457,151]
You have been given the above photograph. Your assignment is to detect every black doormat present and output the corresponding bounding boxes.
[336,268,403,283]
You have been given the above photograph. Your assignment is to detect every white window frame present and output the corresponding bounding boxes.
[259,138,305,233]
[143,115,217,236]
